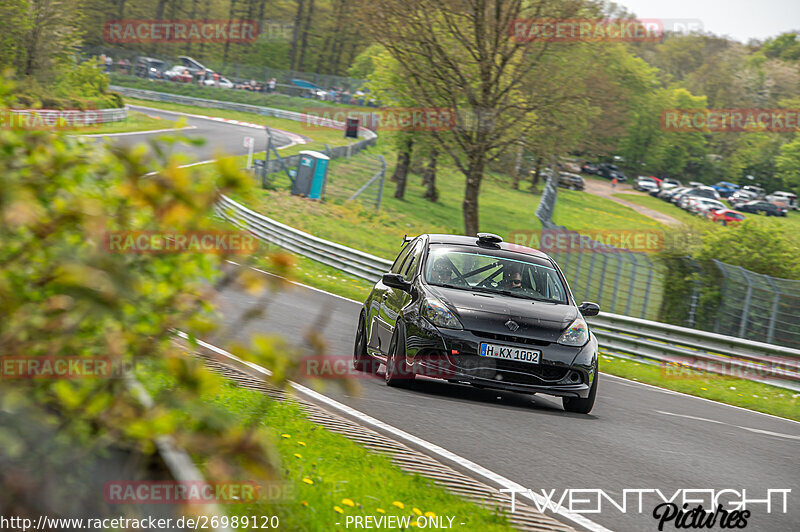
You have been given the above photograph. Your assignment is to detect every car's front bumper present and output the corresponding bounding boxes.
[405,321,598,398]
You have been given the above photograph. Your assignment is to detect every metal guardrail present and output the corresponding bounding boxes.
[216,195,800,391]
[587,313,800,391]
[215,195,391,281]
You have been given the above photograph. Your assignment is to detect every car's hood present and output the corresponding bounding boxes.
[427,285,578,343]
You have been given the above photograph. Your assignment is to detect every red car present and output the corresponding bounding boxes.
[707,209,745,225]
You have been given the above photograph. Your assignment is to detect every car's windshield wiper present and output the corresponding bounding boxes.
[469,286,547,301]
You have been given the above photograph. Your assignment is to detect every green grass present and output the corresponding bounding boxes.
[138,363,513,531]
[123,97,353,157]
[249,249,372,302]
[598,352,800,421]
[71,110,178,135]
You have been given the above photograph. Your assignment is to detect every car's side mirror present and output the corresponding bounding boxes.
[382,273,412,293]
[578,302,600,317]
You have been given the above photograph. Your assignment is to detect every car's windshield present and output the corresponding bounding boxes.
[424,247,568,303]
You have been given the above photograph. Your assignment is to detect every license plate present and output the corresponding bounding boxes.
[479,343,540,364]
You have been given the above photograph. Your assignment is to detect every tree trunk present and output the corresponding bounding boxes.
[289,0,305,72]
[422,149,438,202]
[530,156,543,193]
[392,138,414,199]
[462,154,486,236]
[512,143,523,190]
[297,0,315,71]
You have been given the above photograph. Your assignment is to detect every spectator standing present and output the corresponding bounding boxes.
[105,55,113,72]
[611,177,618,188]
[268,78,276,93]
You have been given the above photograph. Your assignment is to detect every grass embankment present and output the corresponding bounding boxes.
[599,353,800,421]
[123,97,353,157]
[139,363,513,530]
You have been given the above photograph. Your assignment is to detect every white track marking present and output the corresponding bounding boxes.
[173,330,611,532]
[226,262,800,426]
[656,410,800,440]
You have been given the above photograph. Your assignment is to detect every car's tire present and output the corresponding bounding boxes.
[385,321,415,388]
[563,368,598,414]
[353,311,378,374]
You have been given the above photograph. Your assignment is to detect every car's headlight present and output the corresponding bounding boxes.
[558,317,589,346]
[422,298,463,329]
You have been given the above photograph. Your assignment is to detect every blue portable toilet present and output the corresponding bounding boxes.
[292,150,330,199]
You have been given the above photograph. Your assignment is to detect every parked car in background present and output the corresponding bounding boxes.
[634,176,659,192]
[660,186,689,201]
[688,181,704,188]
[162,66,193,82]
[661,178,682,188]
[688,198,726,216]
[202,76,234,89]
[596,163,627,182]
[581,161,598,174]
[707,209,746,225]
[712,181,740,198]
[766,191,798,210]
[728,190,757,205]
[732,200,787,217]
[133,57,167,79]
[741,185,765,198]
[558,172,585,190]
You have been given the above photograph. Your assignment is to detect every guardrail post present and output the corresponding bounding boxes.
[596,250,609,305]
[584,248,597,302]
[765,275,780,344]
[641,254,654,319]
[376,155,386,211]
[609,251,623,314]
[624,251,637,316]
[738,266,753,338]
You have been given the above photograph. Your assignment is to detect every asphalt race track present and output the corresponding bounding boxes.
[89,104,297,161]
[94,112,800,532]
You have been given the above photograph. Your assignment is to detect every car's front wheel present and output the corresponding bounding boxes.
[563,368,598,414]
[353,311,378,374]
[385,321,415,388]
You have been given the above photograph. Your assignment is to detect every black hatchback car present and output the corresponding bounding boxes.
[353,233,600,413]
[731,200,787,217]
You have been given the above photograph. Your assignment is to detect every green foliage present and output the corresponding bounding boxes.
[763,33,800,62]
[0,74,315,516]
[775,132,800,192]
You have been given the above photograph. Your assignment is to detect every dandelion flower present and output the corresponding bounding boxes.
[342,499,355,507]
[302,478,314,485]
[294,453,302,459]
[392,501,405,509]
[334,506,344,514]
[412,508,422,516]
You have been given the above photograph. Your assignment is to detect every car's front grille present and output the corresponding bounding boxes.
[472,331,550,347]
[451,355,570,385]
